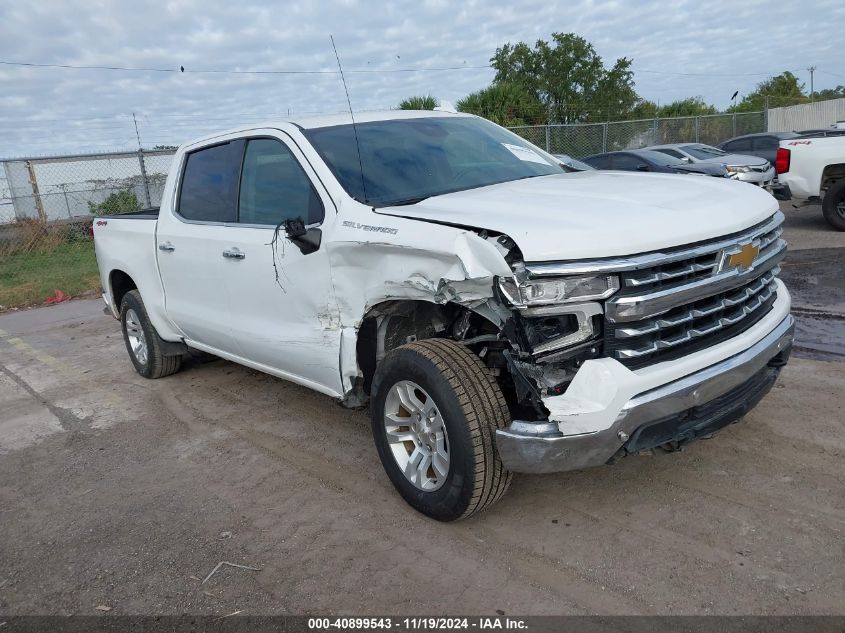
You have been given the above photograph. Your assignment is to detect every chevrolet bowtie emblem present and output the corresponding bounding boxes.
[727,243,760,271]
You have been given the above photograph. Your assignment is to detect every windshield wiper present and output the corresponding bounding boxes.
[385,195,431,207]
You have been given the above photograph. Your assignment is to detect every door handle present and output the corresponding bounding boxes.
[158,242,175,252]
[222,248,245,260]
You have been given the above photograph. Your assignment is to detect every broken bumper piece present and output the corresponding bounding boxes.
[496,314,794,474]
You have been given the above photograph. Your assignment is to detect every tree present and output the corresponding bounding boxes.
[456,83,545,126]
[490,33,638,123]
[88,190,139,215]
[625,96,717,121]
[397,95,437,110]
[813,85,845,101]
[657,96,718,118]
[731,71,807,111]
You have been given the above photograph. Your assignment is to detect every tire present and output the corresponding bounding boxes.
[822,179,845,231]
[370,338,512,521]
[120,290,183,379]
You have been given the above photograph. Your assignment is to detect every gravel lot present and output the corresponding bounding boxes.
[0,203,843,616]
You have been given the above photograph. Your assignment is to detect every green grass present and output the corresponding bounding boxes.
[0,241,100,309]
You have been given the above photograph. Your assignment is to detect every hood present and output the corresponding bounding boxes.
[376,171,778,262]
[672,162,727,176]
[698,153,768,167]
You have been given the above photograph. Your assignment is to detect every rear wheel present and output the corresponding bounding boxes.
[822,179,845,231]
[120,290,183,379]
[371,339,512,521]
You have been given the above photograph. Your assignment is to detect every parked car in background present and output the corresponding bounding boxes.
[795,128,845,138]
[719,132,800,166]
[776,135,845,230]
[648,143,776,189]
[582,149,728,177]
[553,154,594,172]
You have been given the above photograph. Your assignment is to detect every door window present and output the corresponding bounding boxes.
[584,154,611,169]
[238,139,324,226]
[753,136,779,151]
[654,148,685,159]
[612,154,648,170]
[725,138,752,152]
[178,140,244,222]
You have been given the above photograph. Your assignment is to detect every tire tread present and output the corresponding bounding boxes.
[401,338,512,519]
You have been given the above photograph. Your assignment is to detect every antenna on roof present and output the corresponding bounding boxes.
[330,35,368,204]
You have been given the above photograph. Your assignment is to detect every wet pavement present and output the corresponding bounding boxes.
[779,247,845,361]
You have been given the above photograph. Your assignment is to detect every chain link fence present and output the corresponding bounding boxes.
[0,111,765,310]
[511,111,765,156]
[0,150,174,309]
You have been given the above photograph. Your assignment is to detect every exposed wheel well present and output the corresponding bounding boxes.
[109,270,137,310]
[821,163,845,193]
[355,300,502,396]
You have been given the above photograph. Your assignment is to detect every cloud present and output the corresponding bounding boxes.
[0,0,843,156]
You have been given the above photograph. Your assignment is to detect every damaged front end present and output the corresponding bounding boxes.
[485,257,620,421]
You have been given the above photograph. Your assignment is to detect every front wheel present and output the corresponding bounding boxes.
[370,339,512,521]
[822,180,845,231]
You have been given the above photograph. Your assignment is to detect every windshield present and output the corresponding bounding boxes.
[303,116,562,206]
[682,144,727,160]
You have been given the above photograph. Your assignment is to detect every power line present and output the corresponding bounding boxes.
[633,67,802,77]
[1,58,811,79]
[0,59,490,75]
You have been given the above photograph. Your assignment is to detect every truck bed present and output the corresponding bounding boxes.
[100,207,160,220]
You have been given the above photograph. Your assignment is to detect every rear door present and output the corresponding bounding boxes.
[217,133,343,395]
[155,139,245,354]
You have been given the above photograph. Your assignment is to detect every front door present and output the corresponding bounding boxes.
[217,134,342,396]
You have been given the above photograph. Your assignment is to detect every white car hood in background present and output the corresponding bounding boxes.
[376,171,779,262]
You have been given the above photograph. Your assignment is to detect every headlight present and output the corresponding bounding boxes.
[498,274,619,307]
[726,165,751,173]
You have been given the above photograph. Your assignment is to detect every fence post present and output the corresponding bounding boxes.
[545,125,550,152]
[653,117,659,145]
[695,117,700,143]
[602,123,608,153]
[25,160,47,223]
[732,113,737,138]
[138,149,152,209]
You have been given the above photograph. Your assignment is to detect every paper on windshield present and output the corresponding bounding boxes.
[502,143,551,165]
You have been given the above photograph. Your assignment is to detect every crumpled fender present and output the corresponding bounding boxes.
[326,216,512,394]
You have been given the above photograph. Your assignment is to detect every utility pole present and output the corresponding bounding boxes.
[133,112,152,208]
[808,66,816,101]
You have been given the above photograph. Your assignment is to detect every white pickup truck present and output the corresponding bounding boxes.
[94,111,793,520]
[776,135,845,230]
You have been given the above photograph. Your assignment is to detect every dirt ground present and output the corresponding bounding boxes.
[0,203,843,616]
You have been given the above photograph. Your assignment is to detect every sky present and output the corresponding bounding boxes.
[0,0,843,158]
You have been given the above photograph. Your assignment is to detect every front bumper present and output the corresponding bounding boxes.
[496,310,794,474]
[733,167,776,187]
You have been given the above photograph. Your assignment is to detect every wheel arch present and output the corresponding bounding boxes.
[821,163,845,193]
[109,269,138,311]
[353,298,507,401]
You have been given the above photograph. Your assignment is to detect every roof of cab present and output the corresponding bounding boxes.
[181,109,472,149]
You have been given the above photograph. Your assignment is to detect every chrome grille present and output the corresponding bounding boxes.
[525,211,787,369]
[609,269,779,360]
[605,215,785,368]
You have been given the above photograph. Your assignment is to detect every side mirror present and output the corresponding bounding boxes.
[284,217,321,255]
[681,157,692,163]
